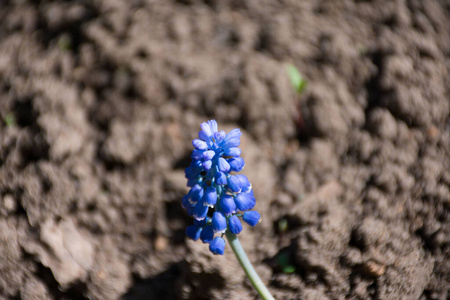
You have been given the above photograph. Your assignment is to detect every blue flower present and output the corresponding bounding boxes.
[212,212,227,233]
[235,191,256,211]
[200,225,214,243]
[227,175,251,193]
[193,202,208,220]
[185,225,202,241]
[203,186,217,207]
[220,194,236,216]
[229,157,245,172]
[182,120,261,255]
[209,237,226,255]
[243,211,261,227]
[228,215,243,234]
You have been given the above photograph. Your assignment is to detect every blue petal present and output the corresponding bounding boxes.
[243,211,261,227]
[227,175,251,193]
[185,166,199,180]
[203,186,217,206]
[189,184,204,204]
[200,122,213,137]
[200,120,218,138]
[192,139,208,150]
[221,128,241,148]
[191,149,204,161]
[200,225,214,243]
[215,172,227,185]
[229,157,245,172]
[193,202,209,220]
[186,225,202,240]
[224,147,241,157]
[236,175,251,193]
[212,212,227,233]
[228,215,243,234]
[227,175,242,193]
[181,194,191,209]
[209,236,225,255]
[187,178,200,188]
[202,150,215,160]
[207,120,218,133]
[194,216,209,227]
[190,160,203,172]
[220,194,236,215]
[186,205,195,216]
[199,130,209,141]
[213,131,226,143]
[234,191,256,211]
[218,157,230,173]
[202,160,212,170]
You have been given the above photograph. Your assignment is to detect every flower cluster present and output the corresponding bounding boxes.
[182,120,261,255]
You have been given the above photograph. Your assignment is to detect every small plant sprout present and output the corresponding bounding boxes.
[4,113,16,128]
[286,64,307,95]
[276,252,296,274]
[58,34,72,52]
[182,120,274,300]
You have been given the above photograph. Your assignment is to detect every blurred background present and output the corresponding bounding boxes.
[0,0,449,299]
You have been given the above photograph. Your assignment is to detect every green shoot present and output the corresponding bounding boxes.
[58,34,72,52]
[276,252,296,274]
[286,64,307,95]
[278,218,288,233]
[4,113,16,128]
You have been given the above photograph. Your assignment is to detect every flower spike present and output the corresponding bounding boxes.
[181,120,261,254]
[181,120,273,299]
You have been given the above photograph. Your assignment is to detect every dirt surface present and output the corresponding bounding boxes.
[0,0,449,299]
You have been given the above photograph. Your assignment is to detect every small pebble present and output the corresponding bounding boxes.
[363,260,386,277]
[3,194,16,213]
[155,235,169,251]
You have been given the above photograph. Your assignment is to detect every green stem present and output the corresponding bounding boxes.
[225,231,275,300]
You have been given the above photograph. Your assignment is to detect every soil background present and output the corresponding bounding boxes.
[0,0,449,299]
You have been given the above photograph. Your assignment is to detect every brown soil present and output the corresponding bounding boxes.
[0,0,449,299]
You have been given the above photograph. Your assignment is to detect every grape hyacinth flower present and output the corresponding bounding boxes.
[183,120,260,253]
[182,120,273,300]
